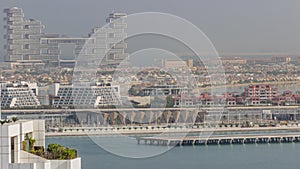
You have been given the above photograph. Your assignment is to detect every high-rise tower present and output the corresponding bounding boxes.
[89,12,128,67]
[3,7,44,62]
[3,8,128,68]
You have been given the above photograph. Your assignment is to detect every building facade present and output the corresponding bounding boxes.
[39,35,88,65]
[244,84,278,105]
[50,83,121,108]
[163,60,191,69]
[4,7,128,67]
[272,56,292,63]
[1,82,40,108]
[87,12,128,67]
[0,120,81,169]
[4,7,44,62]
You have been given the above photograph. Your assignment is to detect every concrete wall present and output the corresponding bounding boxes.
[0,120,80,169]
[50,158,81,169]
[32,120,45,147]
[8,163,36,169]
[0,123,21,169]
[9,162,51,169]
[20,151,81,169]
[20,150,48,163]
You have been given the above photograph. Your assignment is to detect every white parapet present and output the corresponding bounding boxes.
[50,158,81,169]
[0,120,81,169]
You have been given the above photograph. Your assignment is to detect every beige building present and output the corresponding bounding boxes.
[221,57,247,65]
[163,59,193,69]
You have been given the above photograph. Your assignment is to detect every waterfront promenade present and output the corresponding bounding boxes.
[2,106,299,114]
[45,125,300,137]
[3,106,300,127]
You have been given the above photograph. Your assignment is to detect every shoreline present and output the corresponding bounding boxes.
[45,126,300,137]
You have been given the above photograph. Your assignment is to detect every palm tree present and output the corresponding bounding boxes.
[255,114,260,123]
[157,117,161,125]
[222,115,227,124]
[266,114,271,120]
[12,117,18,122]
[234,115,238,123]
[0,120,5,125]
[28,137,36,151]
[244,114,249,121]
[22,141,27,151]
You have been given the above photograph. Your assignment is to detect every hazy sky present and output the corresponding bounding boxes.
[1,0,300,60]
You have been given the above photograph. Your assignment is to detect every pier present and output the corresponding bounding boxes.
[137,134,300,146]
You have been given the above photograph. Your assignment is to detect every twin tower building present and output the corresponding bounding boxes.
[3,7,128,68]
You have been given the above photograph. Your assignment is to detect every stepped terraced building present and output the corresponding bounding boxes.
[50,83,121,108]
[0,82,40,108]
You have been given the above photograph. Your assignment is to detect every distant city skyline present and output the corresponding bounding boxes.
[1,0,300,61]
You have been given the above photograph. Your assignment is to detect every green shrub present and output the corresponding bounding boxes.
[46,143,77,160]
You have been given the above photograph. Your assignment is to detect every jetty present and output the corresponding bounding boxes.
[137,134,300,146]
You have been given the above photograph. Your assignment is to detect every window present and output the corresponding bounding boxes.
[89,38,95,44]
[11,137,16,163]
[108,33,115,38]
[41,39,48,44]
[24,54,30,60]
[23,44,29,49]
[24,25,29,29]
[24,34,30,39]
[107,53,115,60]
[41,48,48,54]
[108,43,115,49]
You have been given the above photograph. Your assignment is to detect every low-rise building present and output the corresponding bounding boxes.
[226,96,236,106]
[243,84,278,105]
[50,83,121,108]
[141,85,189,96]
[173,95,202,107]
[1,82,40,108]
[162,59,193,70]
[272,56,292,63]
[0,120,81,169]
[221,57,247,65]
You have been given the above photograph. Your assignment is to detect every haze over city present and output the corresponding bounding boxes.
[1,1,300,169]
[1,0,300,60]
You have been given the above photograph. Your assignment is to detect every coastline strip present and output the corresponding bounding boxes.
[45,126,300,137]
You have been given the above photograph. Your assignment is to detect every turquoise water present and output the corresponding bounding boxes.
[47,136,300,169]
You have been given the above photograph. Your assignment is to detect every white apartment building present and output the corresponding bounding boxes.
[4,7,128,68]
[3,7,44,62]
[0,120,81,169]
[82,12,128,68]
[1,82,41,108]
[50,83,121,108]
